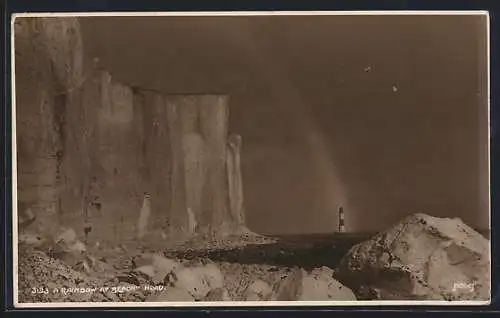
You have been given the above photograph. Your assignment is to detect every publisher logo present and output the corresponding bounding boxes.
[452,282,475,293]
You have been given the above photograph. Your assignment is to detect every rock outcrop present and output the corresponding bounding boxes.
[243,279,273,301]
[145,261,227,302]
[172,263,225,300]
[202,287,231,301]
[132,253,181,285]
[335,213,490,301]
[275,267,355,301]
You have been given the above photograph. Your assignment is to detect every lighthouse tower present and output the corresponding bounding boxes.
[338,206,345,233]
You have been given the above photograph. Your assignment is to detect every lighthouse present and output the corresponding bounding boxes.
[338,206,345,233]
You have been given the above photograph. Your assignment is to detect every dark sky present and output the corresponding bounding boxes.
[79,14,489,234]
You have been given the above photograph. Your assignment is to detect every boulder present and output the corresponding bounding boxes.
[132,254,152,268]
[172,263,224,300]
[335,213,490,301]
[201,287,231,301]
[49,237,87,267]
[243,279,273,301]
[56,228,78,245]
[173,266,211,300]
[300,266,356,301]
[132,253,180,284]
[69,240,87,253]
[134,265,156,278]
[18,207,36,231]
[196,263,224,289]
[275,268,304,301]
[19,233,46,248]
[275,267,355,301]
[151,253,181,284]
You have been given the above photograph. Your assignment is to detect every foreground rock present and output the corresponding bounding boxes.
[173,263,225,300]
[19,232,47,248]
[18,205,36,232]
[49,228,87,267]
[218,262,291,301]
[275,267,356,301]
[132,253,181,284]
[335,213,490,301]
[243,279,273,301]
[202,287,231,301]
[145,262,227,302]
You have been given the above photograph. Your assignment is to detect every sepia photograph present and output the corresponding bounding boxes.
[12,11,490,307]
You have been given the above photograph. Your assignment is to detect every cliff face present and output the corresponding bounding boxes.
[14,17,247,243]
[134,92,246,238]
[15,17,86,234]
